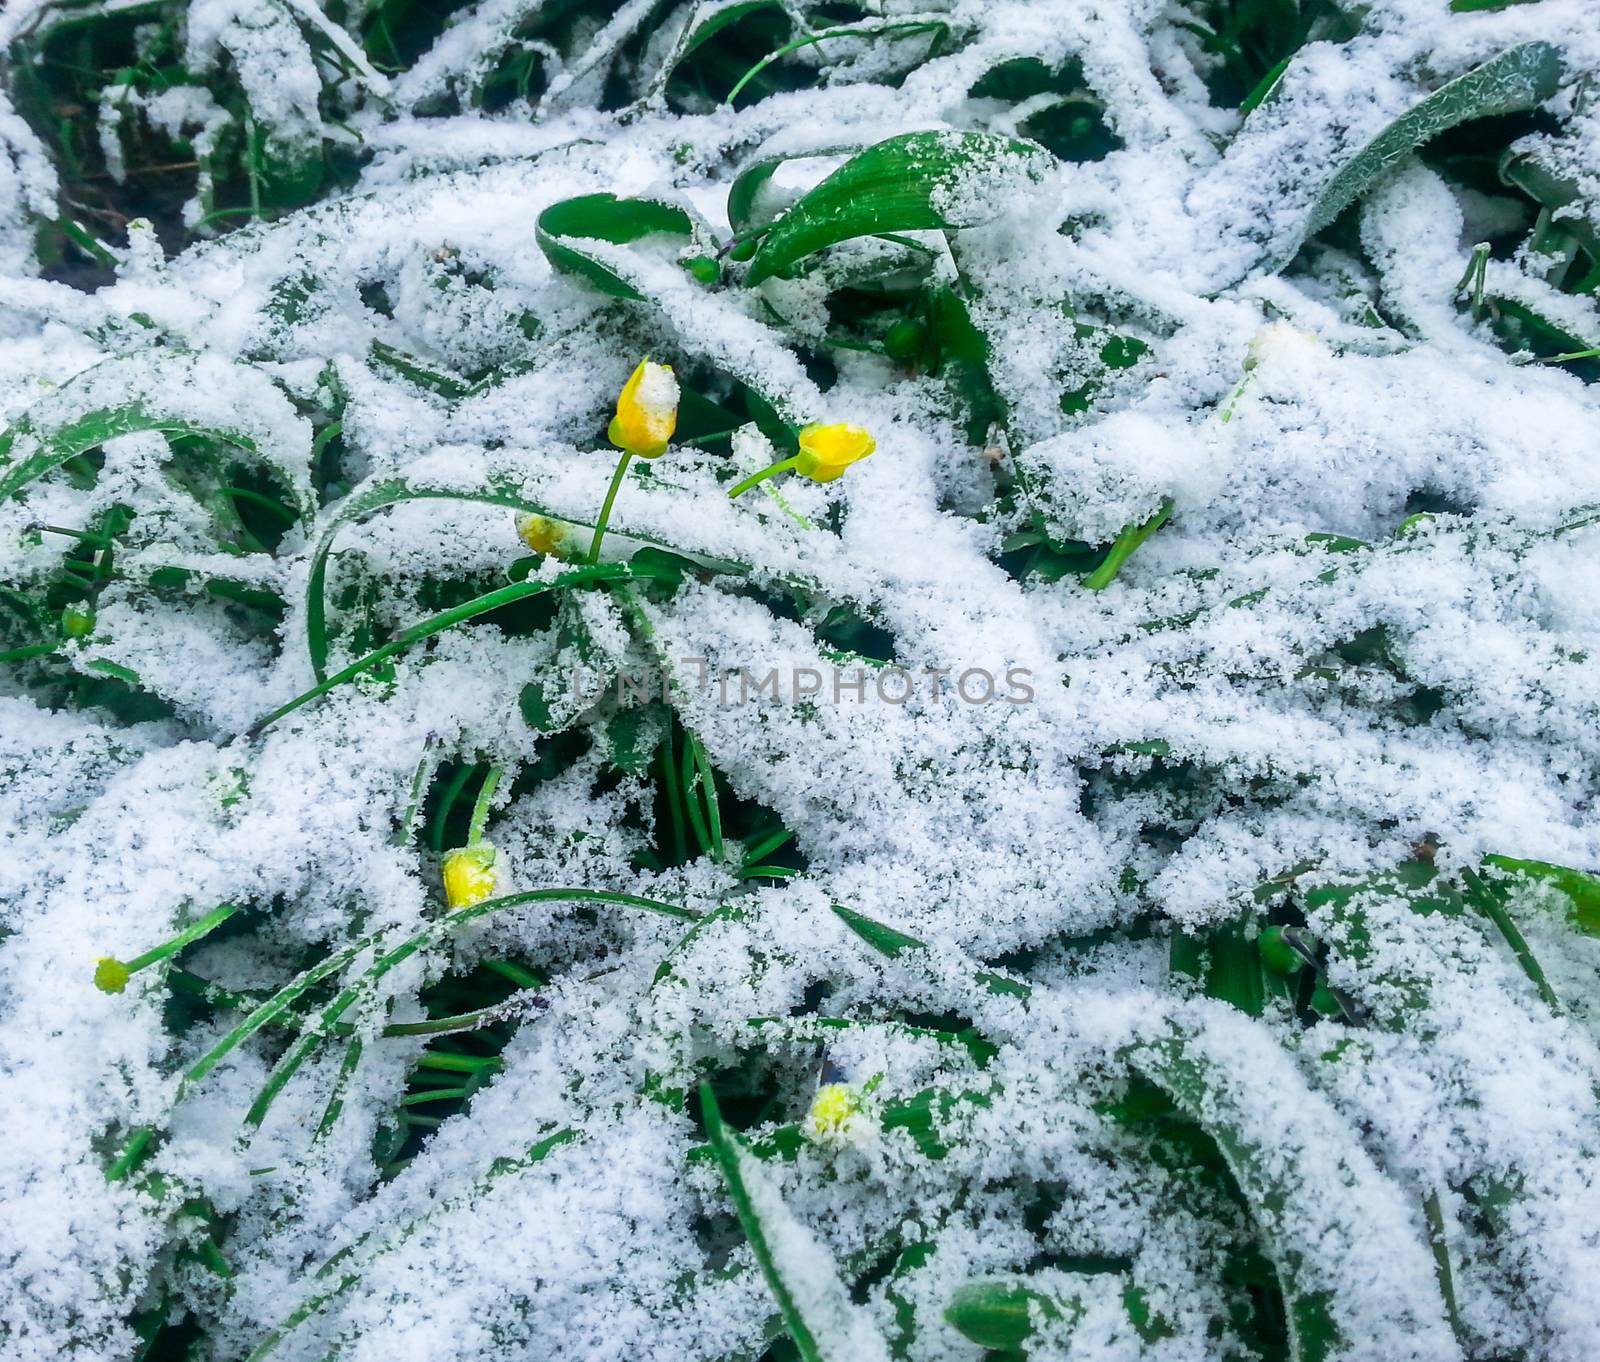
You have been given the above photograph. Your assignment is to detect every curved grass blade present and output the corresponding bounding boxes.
[1461,867,1561,1013]
[536,193,699,301]
[255,563,659,734]
[832,903,1030,999]
[245,1126,578,1361]
[1482,854,1600,936]
[303,475,747,679]
[1084,498,1173,591]
[242,887,698,1129]
[1127,1020,1458,1362]
[727,145,860,238]
[699,1084,892,1362]
[0,352,315,520]
[724,20,947,107]
[1284,42,1563,265]
[744,131,1052,285]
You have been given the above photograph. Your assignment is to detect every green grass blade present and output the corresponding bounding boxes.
[1286,42,1563,263]
[1128,1021,1458,1362]
[256,564,651,733]
[831,903,1030,998]
[536,193,697,300]
[699,1084,892,1362]
[745,131,1052,284]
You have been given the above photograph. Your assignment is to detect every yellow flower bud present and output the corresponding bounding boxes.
[517,514,570,558]
[607,359,679,459]
[94,957,131,994]
[442,843,499,910]
[794,423,875,483]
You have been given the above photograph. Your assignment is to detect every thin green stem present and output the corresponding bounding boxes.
[725,21,945,105]
[382,1002,524,1037]
[587,450,634,564]
[430,763,477,854]
[245,1129,577,1362]
[1085,498,1174,591]
[727,456,798,500]
[251,564,646,734]
[414,1051,501,1074]
[0,644,59,664]
[481,957,543,989]
[313,1035,364,1142]
[400,1086,470,1105]
[660,730,688,864]
[1526,346,1600,364]
[239,887,699,1131]
[122,902,242,974]
[468,765,502,844]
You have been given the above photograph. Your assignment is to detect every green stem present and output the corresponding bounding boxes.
[468,765,502,844]
[313,1035,364,1142]
[121,902,242,974]
[1527,346,1600,364]
[414,1051,501,1074]
[238,887,698,1131]
[430,763,477,854]
[400,1087,470,1105]
[481,957,543,989]
[251,564,646,734]
[660,730,688,865]
[587,450,634,564]
[383,1002,525,1037]
[106,1127,154,1182]
[724,21,945,105]
[727,456,799,500]
[1085,499,1174,591]
[0,644,59,664]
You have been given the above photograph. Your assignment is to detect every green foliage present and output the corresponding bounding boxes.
[744,132,1053,285]
[1,3,1594,1360]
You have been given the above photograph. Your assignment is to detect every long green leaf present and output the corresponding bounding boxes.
[536,193,698,300]
[832,903,1030,998]
[245,1127,578,1362]
[1127,1019,1458,1362]
[257,564,661,733]
[727,145,860,237]
[0,352,314,519]
[745,132,1052,284]
[1286,42,1562,262]
[241,886,695,1128]
[1483,854,1600,936]
[699,1085,892,1362]
[303,474,746,679]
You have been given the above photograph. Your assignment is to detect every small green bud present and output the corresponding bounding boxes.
[883,319,927,361]
[681,255,721,285]
[945,1280,1081,1351]
[729,239,758,263]
[1258,925,1302,977]
[62,604,95,639]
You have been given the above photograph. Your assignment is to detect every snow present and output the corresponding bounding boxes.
[1,0,1599,1359]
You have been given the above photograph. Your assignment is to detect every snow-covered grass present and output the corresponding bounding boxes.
[2,1,1600,1359]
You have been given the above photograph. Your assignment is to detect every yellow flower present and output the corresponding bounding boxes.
[793,423,875,483]
[94,957,131,994]
[442,843,499,910]
[804,1079,880,1148]
[608,358,679,459]
[517,514,570,557]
